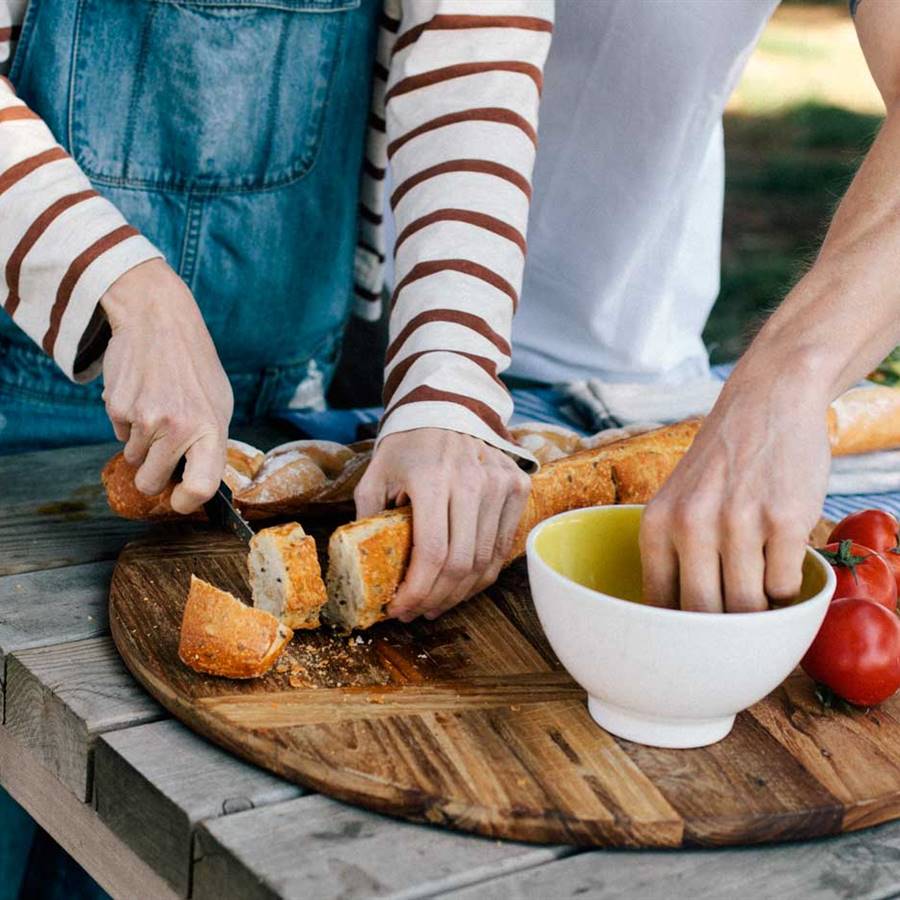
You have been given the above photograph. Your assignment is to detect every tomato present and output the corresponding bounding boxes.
[819,540,897,611]
[829,509,900,594]
[802,597,900,706]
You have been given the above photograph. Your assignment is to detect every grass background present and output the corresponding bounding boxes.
[707,1,884,362]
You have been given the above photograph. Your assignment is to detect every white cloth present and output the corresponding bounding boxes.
[509,0,780,385]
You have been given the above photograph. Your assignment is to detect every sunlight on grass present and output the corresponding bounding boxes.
[707,3,885,363]
[729,6,883,116]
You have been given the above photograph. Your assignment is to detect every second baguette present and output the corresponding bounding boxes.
[324,419,702,630]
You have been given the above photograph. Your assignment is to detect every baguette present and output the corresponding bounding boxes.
[828,385,900,456]
[324,419,702,630]
[248,523,327,629]
[178,575,293,679]
[102,438,372,521]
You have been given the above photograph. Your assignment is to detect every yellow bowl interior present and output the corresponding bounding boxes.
[533,506,828,607]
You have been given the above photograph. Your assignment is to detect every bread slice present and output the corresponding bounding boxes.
[178,575,293,679]
[248,523,327,629]
[324,508,412,631]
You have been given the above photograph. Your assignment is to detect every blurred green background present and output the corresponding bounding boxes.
[707,0,884,363]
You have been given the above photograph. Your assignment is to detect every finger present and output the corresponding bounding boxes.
[389,482,450,622]
[764,530,807,606]
[495,470,532,563]
[676,535,723,612]
[418,484,483,619]
[111,420,131,443]
[134,434,186,497]
[639,507,678,609]
[170,432,225,513]
[123,423,155,470]
[721,525,767,613]
[354,469,388,519]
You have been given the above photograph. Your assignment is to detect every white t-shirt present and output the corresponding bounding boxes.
[508,0,780,385]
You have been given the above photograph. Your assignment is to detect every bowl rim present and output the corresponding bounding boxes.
[525,504,836,622]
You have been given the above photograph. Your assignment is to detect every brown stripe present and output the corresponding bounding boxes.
[363,157,386,180]
[395,209,526,256]
[0,106,38,124]
[385,62,543,105]
[5,189,98,316]
[0,147,68,197]
[393,15,552,55]
[358,202,382,226]
[391,259,518,311]
[373,61,389,81]
[385,308,511,367]
[392,159,531,208]
[0,25,22,42]
[382,385,513,443]
[380,11,400,33]
[356,239,386,263]
[42,225,139,356]
[388,108,536,159]
[369,112,386,133]
[383,349,502,407]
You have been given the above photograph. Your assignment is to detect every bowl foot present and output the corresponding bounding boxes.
[587,696,735,749]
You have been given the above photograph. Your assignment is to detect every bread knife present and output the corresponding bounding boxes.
[172,458,254,544]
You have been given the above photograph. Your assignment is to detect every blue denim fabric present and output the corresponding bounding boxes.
[0,0,381,891]
[1,0,381,451]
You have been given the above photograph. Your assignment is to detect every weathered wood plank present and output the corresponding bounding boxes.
[0,561,113,721]
[440,820,900,900]
[5,636,165,800]
[193,794,574,900]
[0,443,147,575]
[0,561,112,665]
[0,725,178,900]
[95,719,304,896]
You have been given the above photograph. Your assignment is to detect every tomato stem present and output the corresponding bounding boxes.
[820,540,870,583]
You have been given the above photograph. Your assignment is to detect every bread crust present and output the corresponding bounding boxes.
[249,523,327,629]
[324,508,412,631]
[828,386,900,456]
[178,576,293,679]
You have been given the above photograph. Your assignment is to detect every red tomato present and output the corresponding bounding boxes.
[802,597,900,706]
[829,510,900,594]
[819,540,897,611]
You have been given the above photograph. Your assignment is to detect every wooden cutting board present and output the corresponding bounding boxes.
[109,522,900,849]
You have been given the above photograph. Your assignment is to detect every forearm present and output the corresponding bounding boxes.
[380,0,553,462]
[730,108,900,408]
[0,80,160,381]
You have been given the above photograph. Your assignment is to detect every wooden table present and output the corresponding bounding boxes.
[3,440,900,900]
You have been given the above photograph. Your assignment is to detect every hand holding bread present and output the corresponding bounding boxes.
[353,428,532,623]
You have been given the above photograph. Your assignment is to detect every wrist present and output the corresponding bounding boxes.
[100,259,183,330]
[720,340,837,423]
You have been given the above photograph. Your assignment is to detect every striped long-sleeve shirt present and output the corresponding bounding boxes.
[0,0,553,462]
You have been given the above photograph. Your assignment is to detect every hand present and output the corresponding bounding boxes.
[100,259,233,514]
[354,428,531,621]
[639,381,831,613]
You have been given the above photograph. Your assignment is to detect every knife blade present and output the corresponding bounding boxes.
[172,458,254,544]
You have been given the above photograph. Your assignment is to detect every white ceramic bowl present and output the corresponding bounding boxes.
[526,505,835,749]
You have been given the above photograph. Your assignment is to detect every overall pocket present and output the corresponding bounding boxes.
[68,0,358,193]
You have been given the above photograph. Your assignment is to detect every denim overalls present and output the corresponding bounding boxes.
[0,2,379,895]
[0,0,380,453]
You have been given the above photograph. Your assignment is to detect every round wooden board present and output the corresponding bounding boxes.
[110,523,900,849]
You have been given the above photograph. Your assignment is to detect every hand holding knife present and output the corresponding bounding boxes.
[173,458,254,544]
